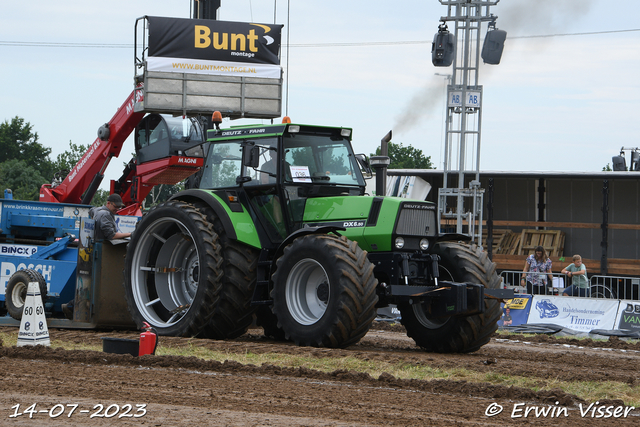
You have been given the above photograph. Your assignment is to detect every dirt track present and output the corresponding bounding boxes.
[1,324,639,426]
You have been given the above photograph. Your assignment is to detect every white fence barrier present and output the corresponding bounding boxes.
[500,271,640,301]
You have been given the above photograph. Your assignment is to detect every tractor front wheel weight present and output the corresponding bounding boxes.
[123,201,223,337]
[271,234,378,348]
[6,269,47,321]
[398,242,502,353]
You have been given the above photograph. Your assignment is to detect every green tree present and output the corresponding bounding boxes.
[143,182,185,209]
[91,188,110,207]
[52,141,90,176]
[602,163,612,172]
[372,142,434,170]
[0,159,46,201]
[0,117,54,177]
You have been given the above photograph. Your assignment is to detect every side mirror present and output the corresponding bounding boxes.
[355,154,372,176]
[243,144,260,168]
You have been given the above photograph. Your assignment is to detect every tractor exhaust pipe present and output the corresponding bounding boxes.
[371,130,392,197]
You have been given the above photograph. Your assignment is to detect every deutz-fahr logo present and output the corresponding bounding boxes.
[403,203,433,210]
[220,128,267,137]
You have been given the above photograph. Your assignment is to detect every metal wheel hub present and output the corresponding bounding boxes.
[285,258,330,326]
[130,217,201,328]
[11,282,27,307]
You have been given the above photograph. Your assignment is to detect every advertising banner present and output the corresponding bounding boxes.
[615,300,640,331]
[499,295,532,327]
[146,16,283,78]
[526,296,619,332]
[74,217,95,322]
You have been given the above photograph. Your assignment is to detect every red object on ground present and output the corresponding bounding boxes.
[139,322,157,356]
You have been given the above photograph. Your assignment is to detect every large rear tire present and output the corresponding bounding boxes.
[398,242,501,353]
[198,226,259,340]
[192,203,259,340]
[6,269,47,321]
[271,234,378,348]
[124,201,223,337]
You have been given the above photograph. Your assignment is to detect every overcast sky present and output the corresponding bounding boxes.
[1,0,639,189]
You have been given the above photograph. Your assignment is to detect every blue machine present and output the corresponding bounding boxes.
[0,198,91,313]
[0,197,137,328]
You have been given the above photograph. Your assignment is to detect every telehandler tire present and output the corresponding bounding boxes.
[195,204,259,340]
[398,242,502,353]
[6,269,47,321]
[271,233,378,348]
[123,201,223,337]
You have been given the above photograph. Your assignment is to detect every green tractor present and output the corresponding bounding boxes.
[123,117,505,353]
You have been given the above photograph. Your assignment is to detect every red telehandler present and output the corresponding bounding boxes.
[0,88,207,328]
[39,89,204,215]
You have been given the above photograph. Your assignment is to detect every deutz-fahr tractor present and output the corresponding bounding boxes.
[123,116,504,353]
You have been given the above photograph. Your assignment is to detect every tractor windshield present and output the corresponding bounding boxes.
[283,133,365,187]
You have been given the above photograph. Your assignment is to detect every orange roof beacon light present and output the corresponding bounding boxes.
[282,116,291,124]
[211,111,223,131]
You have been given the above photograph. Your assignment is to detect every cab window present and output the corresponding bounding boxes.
[199,142,243,188]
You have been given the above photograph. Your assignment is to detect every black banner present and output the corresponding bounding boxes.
[147,16,282,65]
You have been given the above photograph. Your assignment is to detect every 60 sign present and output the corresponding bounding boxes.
[23,305,44,316]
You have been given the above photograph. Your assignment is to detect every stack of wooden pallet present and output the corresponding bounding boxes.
[483,229,565,257]
[483,229,507,253]
[518,229,565,257]
[483,229,520,255]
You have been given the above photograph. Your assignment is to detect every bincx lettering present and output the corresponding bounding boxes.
[1,245,37,256]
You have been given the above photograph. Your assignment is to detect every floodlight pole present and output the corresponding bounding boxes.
[437,0,500,246]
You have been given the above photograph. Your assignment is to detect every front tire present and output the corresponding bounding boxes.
[398,242,501,353]
[6,269,47,321]
[124,201,223,337]
[271,234,378,348]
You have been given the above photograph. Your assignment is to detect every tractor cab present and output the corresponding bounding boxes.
[196,119,368,243]
[135,114,206,163]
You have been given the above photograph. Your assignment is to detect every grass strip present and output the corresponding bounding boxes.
[1,330,638,406]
